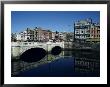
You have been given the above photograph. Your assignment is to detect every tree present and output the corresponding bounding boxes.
[66,33,71,42]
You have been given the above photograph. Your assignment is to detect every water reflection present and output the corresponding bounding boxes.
[11,50,100,77]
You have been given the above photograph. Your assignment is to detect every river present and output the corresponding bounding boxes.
[11,49,100,77]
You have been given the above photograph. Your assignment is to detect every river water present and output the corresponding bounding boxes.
[11,50,100,77]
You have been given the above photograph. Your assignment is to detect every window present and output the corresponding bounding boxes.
[86,34,90,37]
[81,31,83,33]
[87,30,90,33]
[75,30,79,34]
[24,43,28,45]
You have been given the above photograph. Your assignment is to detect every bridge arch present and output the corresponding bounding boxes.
[20,47,47,62]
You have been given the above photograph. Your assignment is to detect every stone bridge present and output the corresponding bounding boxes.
[11,42,64,58]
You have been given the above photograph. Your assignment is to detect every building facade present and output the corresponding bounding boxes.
[13,27,74,42]
[35,27,52,42]
[74,18,100,43]
[87,23,100,42]
[15,27,52,42]
[16,33,22,41]
[20,28,35,42]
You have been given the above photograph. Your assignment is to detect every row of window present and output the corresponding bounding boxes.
[91,35,100,37]
[75,25,90,29]
[75,29,100,34]
[75,34,100,39]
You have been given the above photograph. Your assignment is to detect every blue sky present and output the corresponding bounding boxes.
[11,11,100,33]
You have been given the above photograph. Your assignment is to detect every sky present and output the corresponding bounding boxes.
[11,11,100,33]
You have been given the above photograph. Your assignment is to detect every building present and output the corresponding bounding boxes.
[13,27,52,42]
[15,28,36,42]
[61,32,67,42]
[21,28,35,42]
[74,18,100,43]
[74,18,92,42]
[16,33,22,41]
[63,32,74,42]
[35,27,52,42]
[87,23,100,42]
[51,32,55,40]
[12,26,75,42]
[57,32,63,42]
[46,31,74,42]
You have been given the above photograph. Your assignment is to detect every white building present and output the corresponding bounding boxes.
[74,18,92,42]
[16,33,22,41]
[52,32,56,40]
[21,28,35,42]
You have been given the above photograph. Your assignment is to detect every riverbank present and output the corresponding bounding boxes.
[63,48,100,52]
